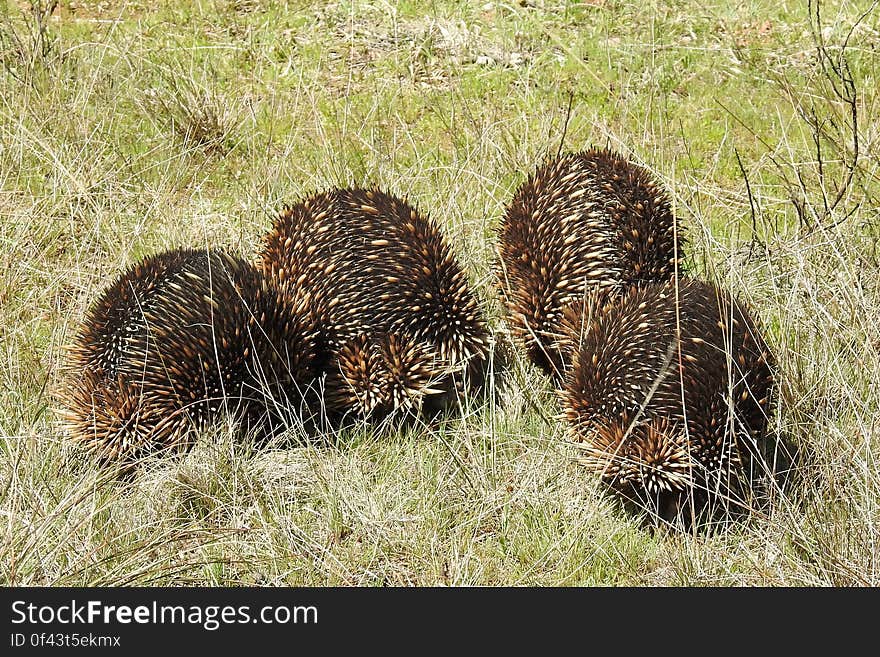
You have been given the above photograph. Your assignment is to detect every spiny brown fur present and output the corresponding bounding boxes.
[559,277,777,526]
[497,148,682,379]
[259,187,490,424]
[323,333,442,424]
[61,248,318,465]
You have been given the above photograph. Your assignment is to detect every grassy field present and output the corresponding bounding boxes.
[1,0,879,586]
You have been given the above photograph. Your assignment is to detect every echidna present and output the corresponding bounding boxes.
[559,277,777,525]
[497,148,681,379]
[62,247,317,465]
[259,187,490,424]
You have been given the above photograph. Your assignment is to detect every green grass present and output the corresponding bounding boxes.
[2,0,879,585]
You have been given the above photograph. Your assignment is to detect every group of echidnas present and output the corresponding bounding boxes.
[61,147,783,528]
[497,149,779,525]
[62,189,491,468]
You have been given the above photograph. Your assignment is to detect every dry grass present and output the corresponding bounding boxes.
[1,0,879,585]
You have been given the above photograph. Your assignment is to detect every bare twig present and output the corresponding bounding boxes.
[554,90,575,161]
[733,147,761,260]
[0,1,58,84]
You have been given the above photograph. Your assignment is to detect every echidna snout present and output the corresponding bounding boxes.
[325,333,444,423]
[574,417,695,496]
